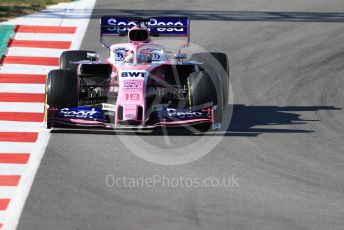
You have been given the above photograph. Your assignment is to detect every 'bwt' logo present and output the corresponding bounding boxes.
[121,71,146,78]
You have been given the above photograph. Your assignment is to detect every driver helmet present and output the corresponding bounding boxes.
[128,26,150,43]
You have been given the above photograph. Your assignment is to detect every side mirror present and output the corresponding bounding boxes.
[87,52,99,61]
[174,53,187,59]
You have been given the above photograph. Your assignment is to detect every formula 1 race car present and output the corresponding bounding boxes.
[45,16,229,130]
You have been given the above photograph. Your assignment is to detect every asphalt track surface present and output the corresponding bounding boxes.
[18,0,344,229]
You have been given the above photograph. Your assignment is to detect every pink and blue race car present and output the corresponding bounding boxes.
[45,16,229,130]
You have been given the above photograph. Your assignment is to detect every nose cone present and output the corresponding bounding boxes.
[115,70,147,126]
[122,104,140,121]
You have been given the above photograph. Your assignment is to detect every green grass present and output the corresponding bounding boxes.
[0,0,71,22]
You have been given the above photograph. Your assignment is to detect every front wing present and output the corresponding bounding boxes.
[47,104,214,129]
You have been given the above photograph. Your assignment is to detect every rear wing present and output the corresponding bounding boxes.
[100,16,190,50]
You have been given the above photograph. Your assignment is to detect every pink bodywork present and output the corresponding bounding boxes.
[100,26,212,128]
[107,40,166,127]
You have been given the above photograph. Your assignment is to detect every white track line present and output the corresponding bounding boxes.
[0,84,44,93]
[0,165,27,176]
[0,143,36,153]
[6,47,66,58]
[0,103,44,113]
[0,212,8,223]
[0,188,17,199]
[0,64,56,75]
[0,121,43,132]
[3,18,66,26]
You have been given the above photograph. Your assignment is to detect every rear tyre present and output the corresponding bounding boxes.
[188,71,224,130]
[60,50,97,73]
[191,52,229,105]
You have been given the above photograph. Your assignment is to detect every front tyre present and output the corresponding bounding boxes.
[191,52,229,105]
[46,69,79,128]
[188,71,224,130]
[47,69,78,108]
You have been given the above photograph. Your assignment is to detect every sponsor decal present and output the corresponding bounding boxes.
[125,114,135,119]
[121,71,146,78]
[152,53,160,61]
[106,18,184,32]
[101,103,116,112]
[148,18,184,32]
[114,50,125,61]
[123,80,143,89]
[166,108,203,118]
[124,93,140,101]
[151,50,163,61]
[101,17,188,36]
[60,108,98,119]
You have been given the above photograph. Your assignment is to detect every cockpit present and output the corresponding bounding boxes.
[110,44,167,64]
